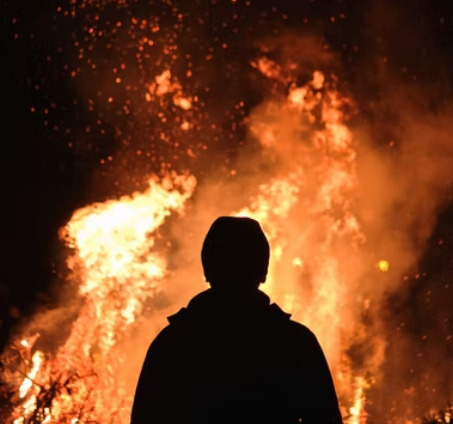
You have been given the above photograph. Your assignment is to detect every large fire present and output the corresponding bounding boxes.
[2,1,452,423]
[2,68,372,424]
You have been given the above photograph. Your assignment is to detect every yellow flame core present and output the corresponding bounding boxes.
[349,377,369,424]
[18,351,44,399]
[63,174,196,352]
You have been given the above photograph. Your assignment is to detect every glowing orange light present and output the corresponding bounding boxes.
[378,260,389,272]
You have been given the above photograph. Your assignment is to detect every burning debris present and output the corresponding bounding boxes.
[1,336,98,424]
[422,405,453,424]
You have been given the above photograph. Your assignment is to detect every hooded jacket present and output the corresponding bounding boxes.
[131,288,343,424]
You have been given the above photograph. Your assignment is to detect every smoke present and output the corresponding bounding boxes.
[356,90,453,281]
[353,83,453,422]
[346,0,453,418]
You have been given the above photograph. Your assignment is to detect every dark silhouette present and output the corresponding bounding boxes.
[131,216,344,423]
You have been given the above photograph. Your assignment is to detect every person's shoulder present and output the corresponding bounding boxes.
[149,308,189,344]
[167,307,189,325]
[146,317,186,355]
[269,303,319,340]
[287,319,318,340]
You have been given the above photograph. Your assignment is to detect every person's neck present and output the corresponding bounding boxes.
[209,284,264,300]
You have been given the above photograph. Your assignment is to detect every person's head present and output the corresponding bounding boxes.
[201,216,270,292]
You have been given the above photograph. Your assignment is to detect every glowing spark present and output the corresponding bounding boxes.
[311,70,325,90]
[173,95,192,110]
[378,260,389,272]
[292,257,303,267]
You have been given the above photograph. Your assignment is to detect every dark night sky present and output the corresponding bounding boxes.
[1,0,453,373]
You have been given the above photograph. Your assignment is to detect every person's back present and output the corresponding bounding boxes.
[131,216,344,424]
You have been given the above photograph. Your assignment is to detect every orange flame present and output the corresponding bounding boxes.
[235,67,371,422]
[8,173,196,424]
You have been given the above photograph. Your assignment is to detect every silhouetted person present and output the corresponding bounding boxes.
[131,216,344,424]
